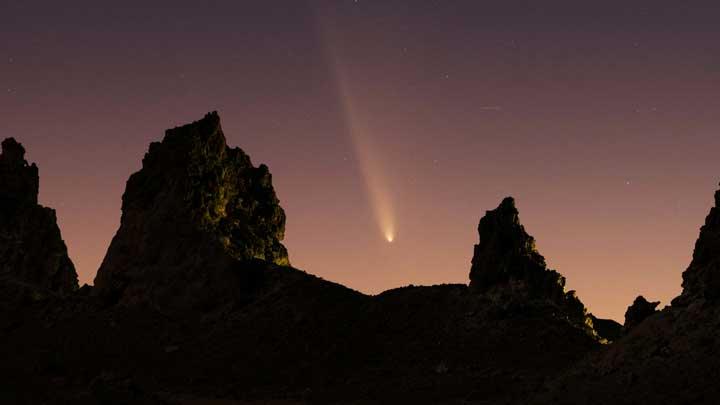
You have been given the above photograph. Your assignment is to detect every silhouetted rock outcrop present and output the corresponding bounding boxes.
[589,314,623,342]
[93,112,289,310]
[530,184,720,405]
[469,197,592,330]
[0,138,77,295]
[0,138,38,206]
[674,185,720,305]
[623,295,659,331]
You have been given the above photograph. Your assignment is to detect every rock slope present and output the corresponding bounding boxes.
[0,137,77,295]
[1,112,652,404]
[0,114,605,403]
[93,112,289,310]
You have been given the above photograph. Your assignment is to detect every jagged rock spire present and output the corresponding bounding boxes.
[469,197,548,290]
[0,137,77,294]
[94,112,289,310]
[675,184,720,305]
[469,197,590,328]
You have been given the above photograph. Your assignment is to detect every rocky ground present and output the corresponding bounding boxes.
[1,113,718,404]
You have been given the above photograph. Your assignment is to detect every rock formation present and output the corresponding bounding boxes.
[0,126,607,403]
[623,295,659,330]
[529,184,720,404]
[674,185,720,305]
[469,197,591,329]
[93,112,289,310]
[15,112,720,403]
[0,138,77,295]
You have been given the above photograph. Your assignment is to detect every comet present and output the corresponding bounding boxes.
[340,96,397,244]
[315,8,397,244]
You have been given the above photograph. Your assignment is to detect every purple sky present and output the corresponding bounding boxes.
[3,0,720,320]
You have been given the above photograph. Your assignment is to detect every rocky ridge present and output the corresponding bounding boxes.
[4,112,710,404]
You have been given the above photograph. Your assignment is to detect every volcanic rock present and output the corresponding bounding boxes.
[93,112,289,310]
[469,197,591,329]
[0,138,77,295]
[623,295,659,331]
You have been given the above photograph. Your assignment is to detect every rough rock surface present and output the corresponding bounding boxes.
[93,112,289,310]
[0,138,77,295]
[469,197,592,330]
[623,295,660,331]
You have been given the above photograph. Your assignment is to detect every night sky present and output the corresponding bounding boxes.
[3,1,720,320]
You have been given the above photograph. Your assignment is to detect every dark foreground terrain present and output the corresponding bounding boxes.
[1,113,718,404]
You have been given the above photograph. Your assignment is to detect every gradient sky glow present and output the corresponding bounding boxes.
[3,1,720,320]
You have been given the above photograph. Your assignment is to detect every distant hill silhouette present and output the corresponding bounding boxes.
[1,112,716,404]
